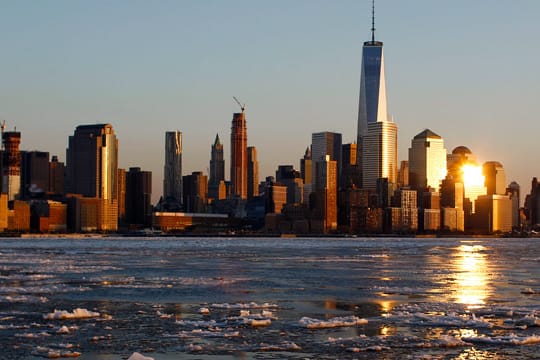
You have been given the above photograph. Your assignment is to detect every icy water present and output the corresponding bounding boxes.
[1,237,540,359]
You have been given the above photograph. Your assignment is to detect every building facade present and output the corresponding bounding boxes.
[163,130,182,205]
[2,131,22,200]
[311,132,342,193]
[408,129,447,191]
[230,111,248,199]
[247,146,259,199]
[362,121,398,190]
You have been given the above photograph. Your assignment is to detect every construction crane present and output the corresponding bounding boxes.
[233,96,246,113]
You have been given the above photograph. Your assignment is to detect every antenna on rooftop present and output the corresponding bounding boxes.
[371,0,376,42]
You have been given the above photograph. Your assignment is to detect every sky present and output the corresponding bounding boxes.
[1,0,539,204]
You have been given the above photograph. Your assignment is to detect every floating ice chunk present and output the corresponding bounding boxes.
[258,341,301,351]
[299,316,368,329]
[156,310,173,319]
[210,302,278,309]
[246,318,271,327]
[198,307,210,315]
[178,329,240,338]
[462,334,540,345]
[44,308,100,320]
[239,310,250,317]
[127,352,154,360]
[521,288,536,295]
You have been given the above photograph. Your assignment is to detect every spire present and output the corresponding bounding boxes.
[371,0,376,43]
[214,133,221,145]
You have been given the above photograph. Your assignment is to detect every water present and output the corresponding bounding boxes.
[1,236,539,359]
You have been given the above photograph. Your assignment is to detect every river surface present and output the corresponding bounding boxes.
[1,236,540,359]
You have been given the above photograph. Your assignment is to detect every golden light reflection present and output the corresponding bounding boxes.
[452,244,491,308]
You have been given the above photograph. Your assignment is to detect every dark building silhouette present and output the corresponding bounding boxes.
[341,143,361,189]
[183,171,208,213]
[125,167,152,227]
[209,133,225,200]
[117,168,126,224]
[49,155,65,195]
[21,151,50,199]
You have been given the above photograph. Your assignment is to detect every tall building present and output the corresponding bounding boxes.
[483,161,506,196]
[408,129,447,191]
[341,143,361,189]
[276,165,303,204]
[2,131,22,200]
[362,121,398,190]
[230,110,248,199]
[66,123,118,231]
[163,131,182,206]
[209,134,225,187]
[117,168,126,223]
[49,155,65,195]
[247,146,259,199]
[356,4,396,189]
[313,155,338,233]
[183,171,208,213]
[125,167,152,227]
[311,132,342,192]
[300,146,312,205]
[506,181,520,229]
[21,151,50,199]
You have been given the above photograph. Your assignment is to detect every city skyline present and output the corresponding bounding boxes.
[1,1,539,202]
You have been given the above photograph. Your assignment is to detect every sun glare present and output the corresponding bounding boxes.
[462,164,484,187]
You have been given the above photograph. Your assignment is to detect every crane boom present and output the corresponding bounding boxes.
[233,96,246,113]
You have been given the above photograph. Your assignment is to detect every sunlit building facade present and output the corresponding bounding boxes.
[247,146,259,199]
[231,111,248,199]
[408,129,447,191]
[362,121,398,190]
[311,132,342,193]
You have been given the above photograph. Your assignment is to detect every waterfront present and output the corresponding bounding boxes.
[1,237,539,359]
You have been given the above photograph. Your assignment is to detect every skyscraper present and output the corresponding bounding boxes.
[66,123,118,230]
[66,124,118,200]
[362,122,398,190]
[21,150,50,199]
[231,110,247,199]
[163,131,182,205]
[125,167,152,227]
[2,131,22,200]
[247,146,259,199]
[408,129,447,191]
[483,161,506,196]
[209,134,225,187]
[311,132,342,192]
[356,2,397,190]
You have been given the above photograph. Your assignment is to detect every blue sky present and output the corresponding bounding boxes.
[1,1,539,202]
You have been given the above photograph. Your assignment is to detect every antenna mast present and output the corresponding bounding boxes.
[371,0,376,43]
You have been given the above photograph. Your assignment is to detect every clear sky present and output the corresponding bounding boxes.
[1,0,539,203]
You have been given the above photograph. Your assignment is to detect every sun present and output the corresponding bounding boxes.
[462,164,484,187]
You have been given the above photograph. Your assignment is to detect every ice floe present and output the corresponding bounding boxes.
[299,316,368,329]
[44,308,100,320]
[462,334,540,345]
[128,352,154,360]
[210,302,279,309]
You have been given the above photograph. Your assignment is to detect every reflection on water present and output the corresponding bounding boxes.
[453,244,491,308]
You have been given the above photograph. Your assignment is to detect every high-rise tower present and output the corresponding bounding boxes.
[230,106,248,199]
[163,131,182,205]
[357,1,398,190]
[247,146,259,199]
[66,123,119,230]
[2,131,22,200]
[209,134,225,187]
[408,129,447,191]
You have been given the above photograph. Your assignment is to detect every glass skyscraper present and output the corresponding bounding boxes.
[356,17,397,190]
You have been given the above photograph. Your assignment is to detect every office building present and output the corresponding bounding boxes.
[125,167,152,227]
[506,181,520,229]
[313,155,338,233]
[21,151,50,199]
[231,110,248,199]
[483,161,506,196]
[362,121,398,190]
[49,155,65,195]
[408,129,447,191]
[163,130,182,206]
[341,143,361,189]
[247,146,259,199]
[66,123,118,231]
[2,131,22,200]
[356,5,396,189]
[311,132,342,192]
[276,165,303,204]
[209,133,225,200]
[183,171,208,213]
